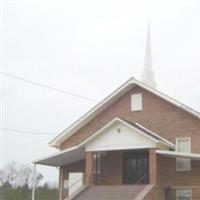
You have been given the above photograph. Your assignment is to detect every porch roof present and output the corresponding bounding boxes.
[33,146,85,167]
[156,150,200,160]
[34,118,175,167]
[50,78,200,148]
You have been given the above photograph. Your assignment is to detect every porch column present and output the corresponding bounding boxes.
[32,164,36,200]
[149,148,157,185]
[85,151,93,185]
[58,167,64,200]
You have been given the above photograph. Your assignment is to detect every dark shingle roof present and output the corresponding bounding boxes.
[119,118,174,146]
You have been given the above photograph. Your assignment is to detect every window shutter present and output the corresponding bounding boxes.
[131,94,142,111]
[176,138,191,171]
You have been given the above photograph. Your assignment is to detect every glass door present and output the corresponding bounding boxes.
[123,150,149,184]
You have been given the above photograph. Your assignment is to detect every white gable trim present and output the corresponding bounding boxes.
[85,121,156,152]
[79,118,157,145]
[50,78,135,147]
[34,118,176,166]
[134,122,175,147]
[86,145,155,152]
[78,118,174,149]
[50,78,200,148]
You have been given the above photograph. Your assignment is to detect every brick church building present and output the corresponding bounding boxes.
[33,25,200,200]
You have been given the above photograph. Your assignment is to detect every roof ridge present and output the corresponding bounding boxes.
[49,77,200,148]
[117,118,174,147]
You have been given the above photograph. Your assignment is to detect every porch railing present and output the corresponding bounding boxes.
[135,173,149,184]
[63,175,84,200]
[92,173,149,185]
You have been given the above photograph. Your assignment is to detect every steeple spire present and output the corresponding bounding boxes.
[142,23,157,88]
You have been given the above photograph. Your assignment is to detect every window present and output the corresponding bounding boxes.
[176,138,191,153]
[131,94,142,111]
[92,153,101,174]
[176,189,192,200]
[176,138,191,171]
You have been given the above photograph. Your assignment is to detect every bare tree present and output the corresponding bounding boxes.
[0,168,6,185]
[17,164,32,187]
[0,162,43,188]
[3,162,18,187]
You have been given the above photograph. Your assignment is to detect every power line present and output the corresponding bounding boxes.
[1,128,57,136]
[0,72,99,102]
[1,139,50,148]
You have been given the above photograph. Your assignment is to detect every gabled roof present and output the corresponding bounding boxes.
[79,117,175,149]
[33,146,85,166]
[34,117,174,166]
[50,77,200,148]
[121,118,174,147]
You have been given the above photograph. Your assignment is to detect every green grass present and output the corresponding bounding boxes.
[0,185,58,200]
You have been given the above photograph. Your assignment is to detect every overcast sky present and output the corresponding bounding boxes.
[1,0,200,183]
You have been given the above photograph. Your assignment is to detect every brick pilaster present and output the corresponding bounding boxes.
[149,148,157,185]
[85,151,93,185]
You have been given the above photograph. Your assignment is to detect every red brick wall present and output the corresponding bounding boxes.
[193,189,200,200]
[168,188,200,200]
[62,151,123,186]
[61,153,200,199]
[149,148,157,185]
[62,159,85,179]
[59,85,200,199]
[61,160,85,199]
[143,186,165,200]
[85,152,93,185]
[98,151,123,185]
[143,186,200,200]
[60,86,200,153]
[157,155,200,186]
[157,156,200,199]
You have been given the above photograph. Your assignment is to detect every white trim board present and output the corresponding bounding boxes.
[85,121,156,152]
[156,150,200,160]
[176,137,191,153]
[34,118,174,167]
[49,77,200,148]
[80,118,174,151]
[33,146,85,166]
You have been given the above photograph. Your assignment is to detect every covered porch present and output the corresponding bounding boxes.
[33,118,174,200]
[90,149,154,185]
[34,147,158,200]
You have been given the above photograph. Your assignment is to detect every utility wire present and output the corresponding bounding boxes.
[1,139,50,148]
[0,128,57,136]
[0,71,99,102]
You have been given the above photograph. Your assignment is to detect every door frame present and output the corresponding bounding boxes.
[122,149,149,185]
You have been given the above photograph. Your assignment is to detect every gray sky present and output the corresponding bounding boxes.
[1,0,200,183]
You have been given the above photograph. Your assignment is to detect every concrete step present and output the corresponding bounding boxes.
[73,185,146,200]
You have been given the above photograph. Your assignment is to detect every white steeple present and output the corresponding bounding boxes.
[142,23,157,88]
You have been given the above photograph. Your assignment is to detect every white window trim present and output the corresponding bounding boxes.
[92,153,101,175]
[176,157,191,172]
[176,189,192,200]
[176,137,191,171]
[176,137,191,153]
[131,93,143,111]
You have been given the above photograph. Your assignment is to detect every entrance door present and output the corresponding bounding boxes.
[123,150,149,184]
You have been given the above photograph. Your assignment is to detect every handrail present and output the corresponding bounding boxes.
[95,174,112,185]
[93,173,149,185]
[135,173,148,184]
[63,177,84,200]
[67,177,83,190]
